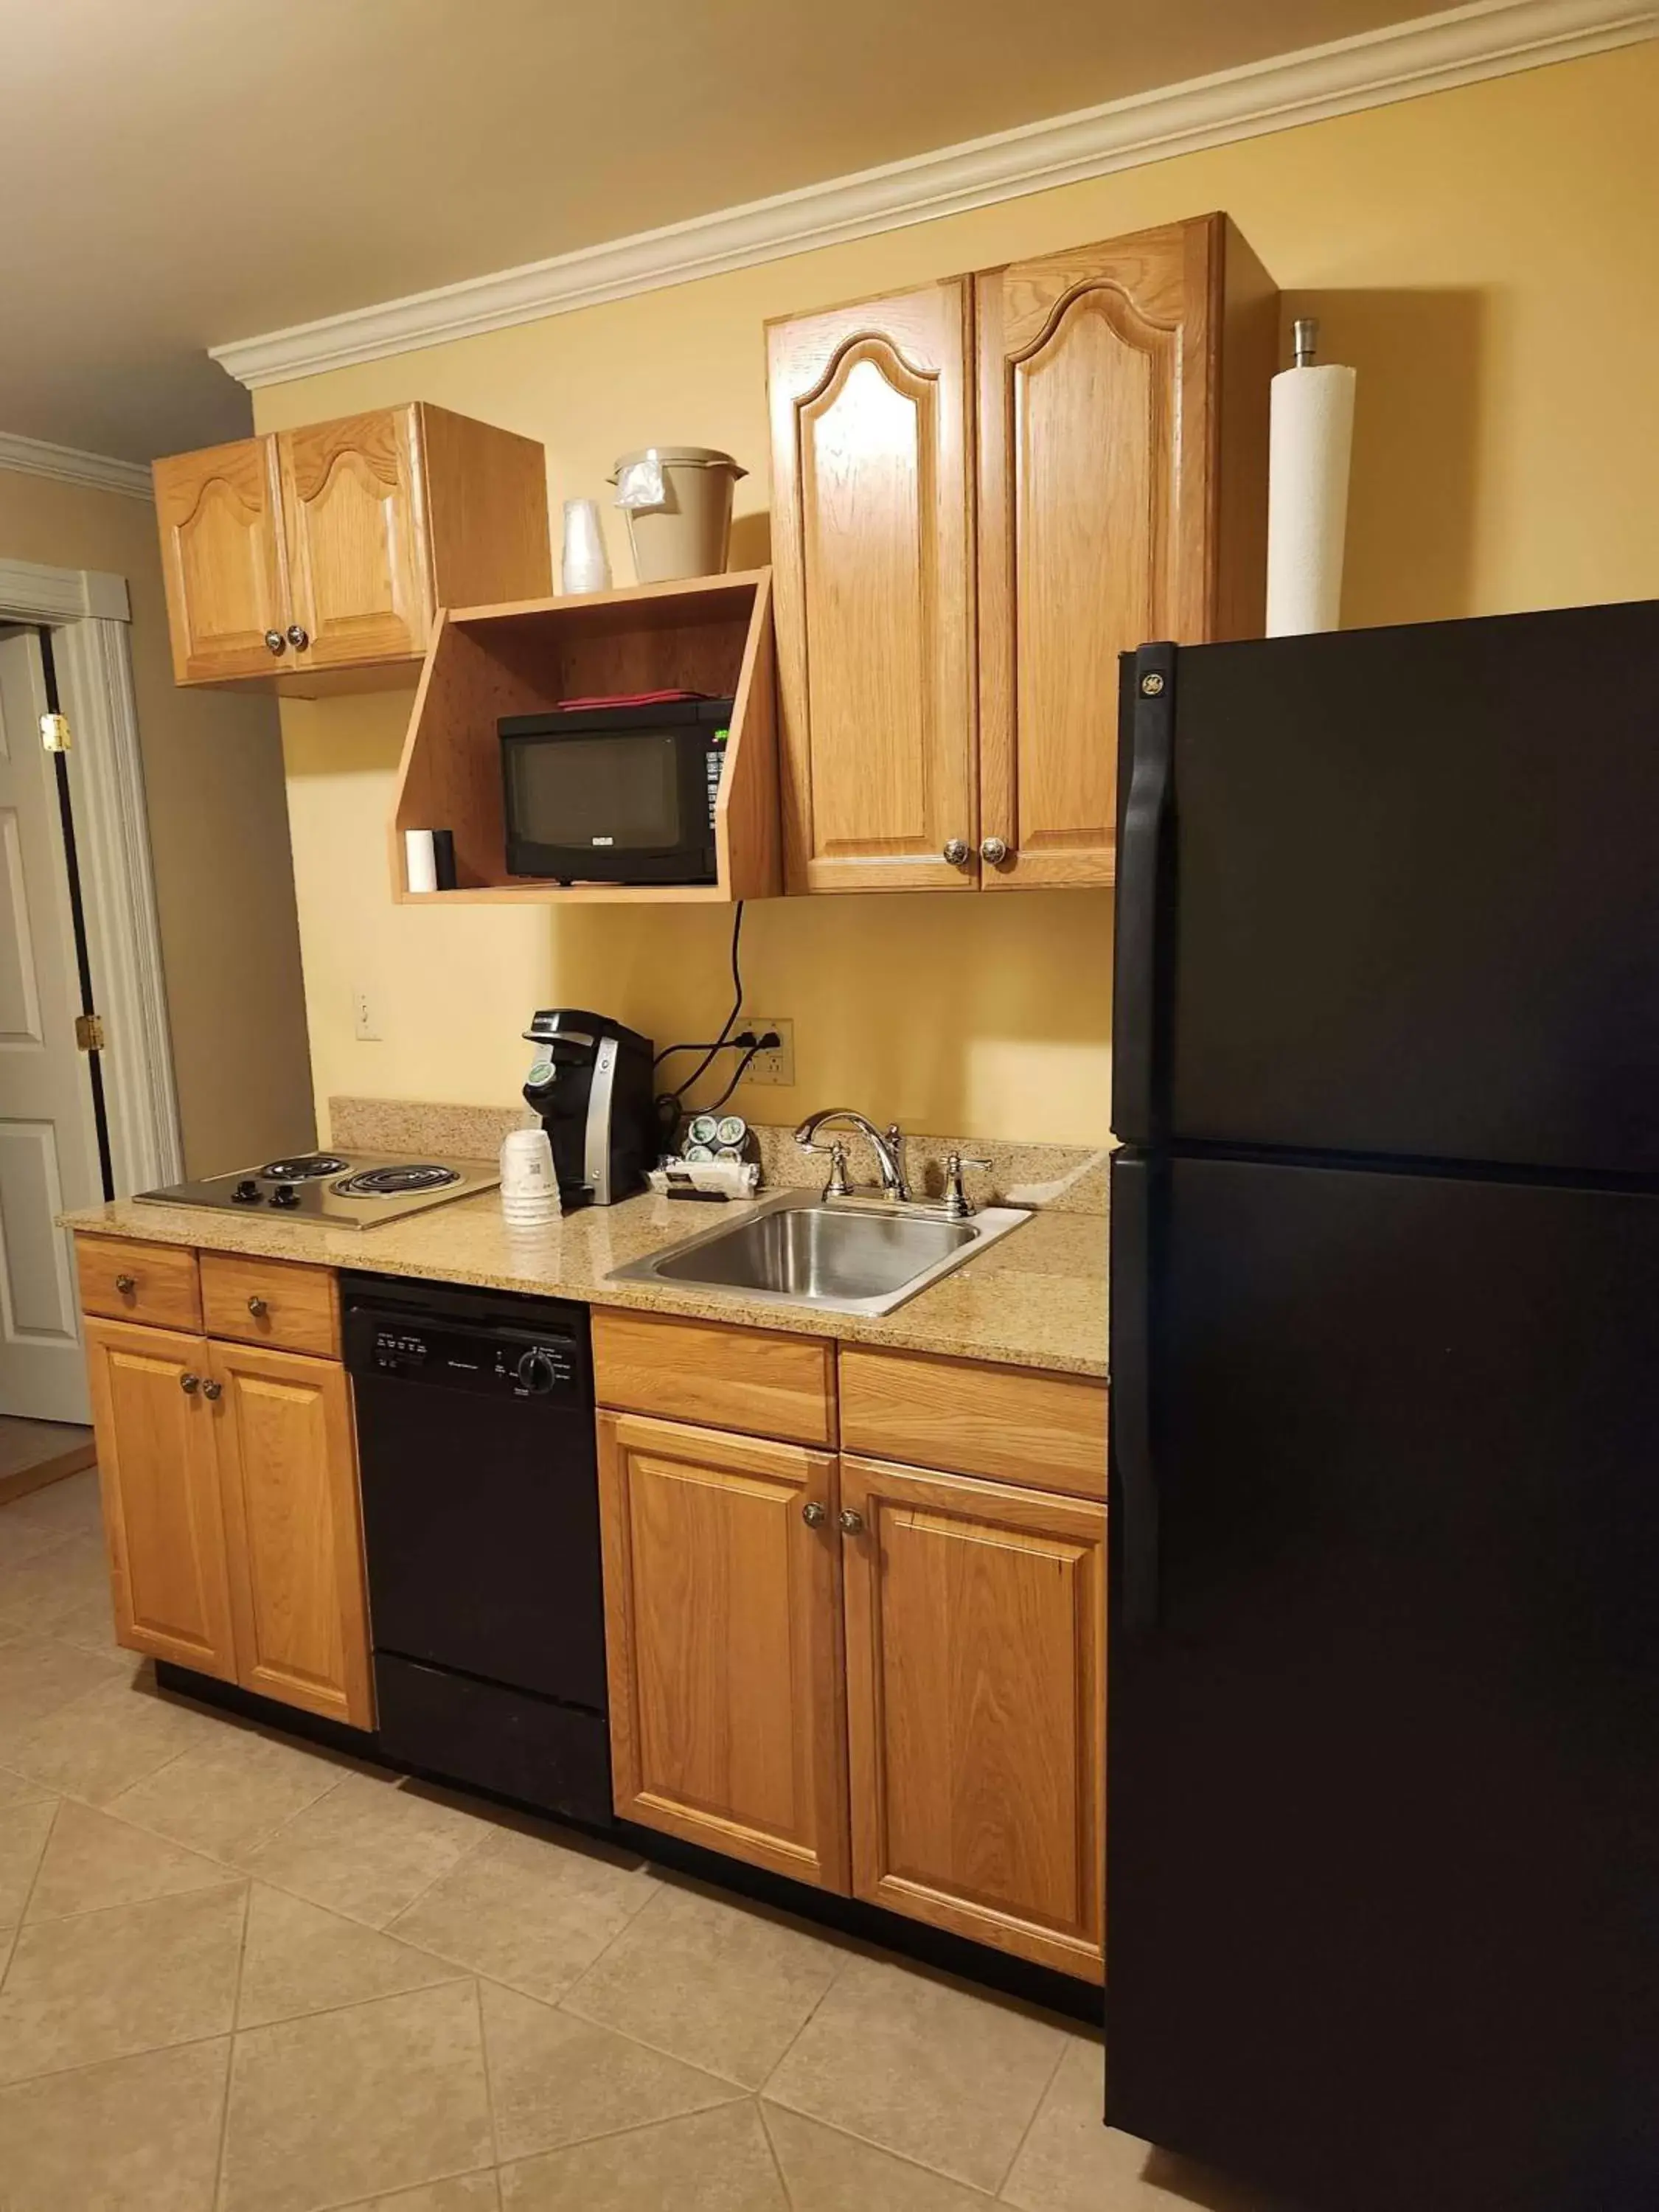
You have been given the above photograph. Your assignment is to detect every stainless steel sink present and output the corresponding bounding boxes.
[608,1189,1031,1317]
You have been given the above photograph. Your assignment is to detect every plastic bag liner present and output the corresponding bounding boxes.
[613,452,667,511]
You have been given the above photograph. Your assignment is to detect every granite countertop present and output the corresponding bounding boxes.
[62,1186,1108,1380]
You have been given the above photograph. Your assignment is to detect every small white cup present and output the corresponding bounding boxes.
[561,499,612,596]
[501,1128,557,1200]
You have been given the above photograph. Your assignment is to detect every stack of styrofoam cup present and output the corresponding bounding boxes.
[500,1129,560,1228]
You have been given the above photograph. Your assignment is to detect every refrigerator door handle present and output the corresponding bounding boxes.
[1110,1152,1160,1634]
[1111,642,1175,1146]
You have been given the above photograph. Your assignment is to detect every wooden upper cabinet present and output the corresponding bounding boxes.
[153,403,551,689]
[768,214,1276,891]
[976,215,1276,887]
[83,1318,237,1680]
[768,281,978,893]
[153,438,289,684]
[840,1452,1106,1980]
[209,1340,372,1729]
[597,1411,849,1890]
[278,408,433,669]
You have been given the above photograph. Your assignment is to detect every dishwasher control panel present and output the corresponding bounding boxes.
[352,1316,582,1401]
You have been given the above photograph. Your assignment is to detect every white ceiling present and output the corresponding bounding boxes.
[1,0,1448,461]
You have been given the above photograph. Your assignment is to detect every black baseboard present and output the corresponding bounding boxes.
[613,1819,1102,2026]
[154,1663,382,1764]
[153,1661,1102,2028]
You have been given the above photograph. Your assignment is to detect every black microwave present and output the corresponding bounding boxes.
[498,698,733,885]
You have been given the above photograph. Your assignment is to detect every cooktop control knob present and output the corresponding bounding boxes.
[232,1178,262,1203]
[515,1349,556,1395]
[270,1185,300,1209]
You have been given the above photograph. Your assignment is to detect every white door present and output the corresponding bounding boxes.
[0,628,102,1420]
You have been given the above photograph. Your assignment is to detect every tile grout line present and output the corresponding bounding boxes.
[759,2100,1004,2204]
[752,1935,858,2098]
[473,1975,503,2169]
[757,2097,801,2210]
[990,2032,1074,2202]
[2,1795,61,1979]
[210,1885,251,2212]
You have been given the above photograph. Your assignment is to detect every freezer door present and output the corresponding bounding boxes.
[1112,598,1659,1172]
[1107,1152,1659,2212]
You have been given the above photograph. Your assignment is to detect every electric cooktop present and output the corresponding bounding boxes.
[136,1150,501,1230]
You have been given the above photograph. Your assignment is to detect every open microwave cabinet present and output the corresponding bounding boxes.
[389,571,781,906]
[500,697,734,886]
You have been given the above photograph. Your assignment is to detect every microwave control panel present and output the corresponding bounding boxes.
[706,730,728,829]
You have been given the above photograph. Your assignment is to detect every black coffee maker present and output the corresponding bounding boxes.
[522,1011,657,1208]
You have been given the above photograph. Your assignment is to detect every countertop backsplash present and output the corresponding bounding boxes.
[327,1096,1110,1217]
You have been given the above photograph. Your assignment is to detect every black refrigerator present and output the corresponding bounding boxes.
[1107,597,1659,2212]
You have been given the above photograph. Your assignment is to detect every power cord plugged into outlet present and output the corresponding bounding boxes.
[732,1028,782,1051]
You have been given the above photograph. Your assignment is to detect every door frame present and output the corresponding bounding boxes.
[0,555,183,1193]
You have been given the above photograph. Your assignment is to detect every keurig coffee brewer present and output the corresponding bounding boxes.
[522,1011,656,1208]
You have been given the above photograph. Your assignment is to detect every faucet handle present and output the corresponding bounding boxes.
[804,1137,852,1199]
[942,1152,992,1218]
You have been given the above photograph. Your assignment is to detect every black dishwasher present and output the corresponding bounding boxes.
[343,1273,611,1823]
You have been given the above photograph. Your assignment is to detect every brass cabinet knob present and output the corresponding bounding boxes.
[801,1500,827,1528]
[202,1379,223,1400]
[942,839,970,866]
[247,1295,268,1317]
[264,630,286,655]
[180,1372,201,1394]
[285,625,309,650]
[838,1507,865,1535]
[979,837,1009,866]
[114,1273,136,1294]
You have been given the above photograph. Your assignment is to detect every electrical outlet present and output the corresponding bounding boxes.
[352,986,382,1042]
[736,1018,794,1086]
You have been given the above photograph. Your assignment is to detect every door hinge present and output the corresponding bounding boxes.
[40,713,72,754]
[74,1012,105,1053]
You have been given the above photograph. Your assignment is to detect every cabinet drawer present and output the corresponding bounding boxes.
[592,1308,835,1446]
[201,1253,340,1358]
[838,1346,1105,1500]
[77,1236,201,1332]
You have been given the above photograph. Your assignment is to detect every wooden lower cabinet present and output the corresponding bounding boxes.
[597,1411,848,1890]
[83,1319,237,1680]
[839,1453,1106,1980]
[83,1314,372,1728]
[212,1341,372,1728]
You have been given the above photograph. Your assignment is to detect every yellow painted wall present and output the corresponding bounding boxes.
[261,43,1659,1146]
[0,466,316,1175]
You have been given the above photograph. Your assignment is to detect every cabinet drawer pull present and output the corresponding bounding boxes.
[979,836,1009,866]
[838,1507,865,1535]
[247,1295,268,1317]
[180,1372,201,1394]
[201,1379,222,1400]
[942,838,969,866]
[801,1500,827,1528]
[264,630,286,656]
[285,625,310,651]
[114,1273,136,1294]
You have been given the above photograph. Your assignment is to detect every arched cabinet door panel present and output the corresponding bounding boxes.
[278,406,433,669]
[153,438,289,684]
[768,282,978,894]
[975,214,1276,888]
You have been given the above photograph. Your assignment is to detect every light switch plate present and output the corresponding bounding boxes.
[352,987,382,1042]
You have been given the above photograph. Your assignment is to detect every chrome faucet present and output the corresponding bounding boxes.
[793,1108,910,1203]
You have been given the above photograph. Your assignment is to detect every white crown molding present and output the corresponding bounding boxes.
[212,0,1655,391]
[0,430,152,501]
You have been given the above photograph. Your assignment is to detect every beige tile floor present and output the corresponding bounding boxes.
[0,1471,1279,2211]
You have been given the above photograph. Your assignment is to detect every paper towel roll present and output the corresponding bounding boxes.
[404,828,438,895]
[1266,362,1357,636]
